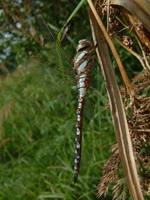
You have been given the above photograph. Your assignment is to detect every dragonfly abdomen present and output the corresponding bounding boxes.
[73,39,94,182]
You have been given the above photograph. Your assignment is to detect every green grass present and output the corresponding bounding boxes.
[0,58,115,200]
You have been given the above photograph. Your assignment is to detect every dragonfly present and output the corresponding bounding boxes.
[73,39,95,182]
[36,15,96,182]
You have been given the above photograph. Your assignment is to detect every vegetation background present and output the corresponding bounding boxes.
[0,0,135,199]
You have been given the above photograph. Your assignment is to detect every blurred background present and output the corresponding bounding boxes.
[0,1,117,199]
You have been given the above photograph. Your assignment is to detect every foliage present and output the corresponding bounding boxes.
[0,0,90,68]
[0,59,114,200]
[88,1,150,199]
[0,0,150,199]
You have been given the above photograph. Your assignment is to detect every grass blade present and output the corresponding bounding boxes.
[88,2,144,200]
[87,0,135,99]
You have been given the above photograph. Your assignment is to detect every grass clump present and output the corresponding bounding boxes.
[0,58,114,200]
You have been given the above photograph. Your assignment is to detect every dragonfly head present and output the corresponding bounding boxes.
[76,39,92,52]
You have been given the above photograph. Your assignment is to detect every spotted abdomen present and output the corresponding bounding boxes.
[73,39,94,182]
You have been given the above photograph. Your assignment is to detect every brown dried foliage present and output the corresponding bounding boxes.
[98,73,150,199]
[95,0,150,199]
